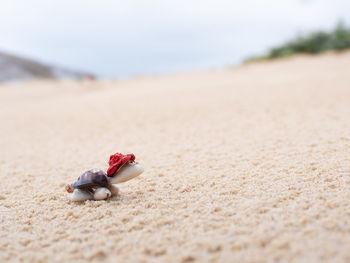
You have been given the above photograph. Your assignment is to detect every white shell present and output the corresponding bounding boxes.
[107,184,119,196]
[93,187,111,200]
[108,164,144,184]
[70,189,93,202]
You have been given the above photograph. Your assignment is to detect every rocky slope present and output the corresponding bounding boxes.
[0,51,92,82]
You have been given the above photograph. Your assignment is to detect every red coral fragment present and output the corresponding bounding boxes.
[107,153,135,177]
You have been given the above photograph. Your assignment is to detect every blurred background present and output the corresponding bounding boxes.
[0,0,350,81]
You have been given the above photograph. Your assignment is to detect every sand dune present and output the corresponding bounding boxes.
[1,52,350,262]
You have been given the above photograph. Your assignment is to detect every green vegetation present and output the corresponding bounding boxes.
[245,22,350,63]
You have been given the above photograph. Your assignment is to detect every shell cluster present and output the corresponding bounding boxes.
[65,155,144,202]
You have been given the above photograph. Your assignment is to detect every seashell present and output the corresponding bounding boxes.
[72,168,108,191]
[70,189,93,202]
[93,187,111,200]
[107,184,119,196]
[65,184,74,193]
[108,163,144,184]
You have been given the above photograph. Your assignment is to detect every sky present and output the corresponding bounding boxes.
[0,0,349,78]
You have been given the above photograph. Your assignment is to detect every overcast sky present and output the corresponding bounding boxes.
[0,0,349,78]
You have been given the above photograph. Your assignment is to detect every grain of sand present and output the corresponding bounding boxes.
[0,52,350,262]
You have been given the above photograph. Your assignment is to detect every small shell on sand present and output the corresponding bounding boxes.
[108,164,144,184]
[70,189,93,202]
[93,187,111,200]
[65,184,74,193]
[107,184,119,196]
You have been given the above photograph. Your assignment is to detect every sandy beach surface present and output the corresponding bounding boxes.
[1,52,350,263]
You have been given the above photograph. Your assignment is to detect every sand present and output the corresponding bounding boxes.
[0,52,350,263]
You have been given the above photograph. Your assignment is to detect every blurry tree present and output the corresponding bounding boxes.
[245,21,350,62]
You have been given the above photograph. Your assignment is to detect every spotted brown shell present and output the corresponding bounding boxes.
[72,168,108,190]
